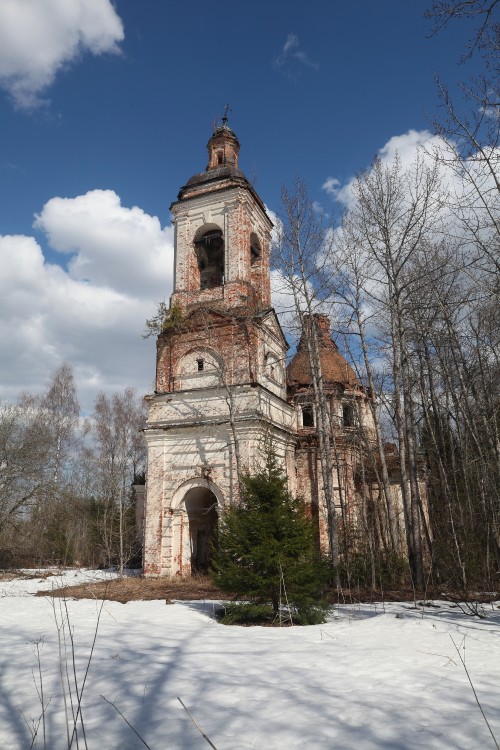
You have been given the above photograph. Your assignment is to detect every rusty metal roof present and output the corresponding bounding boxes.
[287,315,359,387]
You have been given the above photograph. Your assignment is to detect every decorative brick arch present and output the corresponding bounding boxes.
[176,346,224,390]
[193,222,223,244]
[169,477,224,575]
[171,477,224,510]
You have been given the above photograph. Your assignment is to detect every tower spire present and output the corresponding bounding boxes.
[221,103,231,128]
[206,111,240,170]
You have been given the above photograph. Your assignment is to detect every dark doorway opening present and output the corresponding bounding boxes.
[184,487,218,572]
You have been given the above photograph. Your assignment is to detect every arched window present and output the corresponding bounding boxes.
[250,232,261,266]
[194,229,224,290]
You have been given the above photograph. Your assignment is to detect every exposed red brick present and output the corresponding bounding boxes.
[288,314,359,387]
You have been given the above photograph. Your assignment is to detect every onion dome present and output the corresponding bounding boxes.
[177,109,251,197]
[287,314,359,387]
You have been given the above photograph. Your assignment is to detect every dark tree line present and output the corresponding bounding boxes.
[0,364,146,570]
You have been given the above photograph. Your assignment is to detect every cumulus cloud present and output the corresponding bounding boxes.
[378,129,435,166]
[319,128,500,356]
[274,33,319,74]
[323,128,499,244]
[264,204,283,252]
[322,129,444,208]
[34,190,172,298]
[322,177,341,199]
[0,0,124,109]
[0,192,173,412]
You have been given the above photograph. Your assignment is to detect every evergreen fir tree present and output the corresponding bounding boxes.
[212,447,330,625]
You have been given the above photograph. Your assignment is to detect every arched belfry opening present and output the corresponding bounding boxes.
[250,232,261,266]
[183,486,218,572]
[194,228,224,290]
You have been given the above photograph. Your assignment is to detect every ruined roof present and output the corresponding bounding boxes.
[287,314,359,387]
[172,120,271,221]
[184,165,248,188]
[174,164,269,217]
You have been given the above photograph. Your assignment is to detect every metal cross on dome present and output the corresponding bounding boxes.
[221,104,231,126]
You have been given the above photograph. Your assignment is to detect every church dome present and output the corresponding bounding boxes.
[287,314,359,387]
[185,164,248,188]
[206,122,240,169]
[176,112,254,199]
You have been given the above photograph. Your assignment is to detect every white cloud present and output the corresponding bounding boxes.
[274,32,319,73]
[312,201,327,216]
[322,129,444,208]
[34,190,173,298]
[322,177,341,198]
[378,129,434,165]
[0,0,124,109]
[283,33,299,56]
[322,129,499,242]
[318,129,500,373]
[0,193,173,412]
[264,204,282,251]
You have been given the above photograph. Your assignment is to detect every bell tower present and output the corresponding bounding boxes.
[143,118,295,577]
[170,118,271,312]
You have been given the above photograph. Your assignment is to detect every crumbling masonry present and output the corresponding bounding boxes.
[142,122,404,576]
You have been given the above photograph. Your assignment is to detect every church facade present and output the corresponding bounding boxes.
[142,122,391,577]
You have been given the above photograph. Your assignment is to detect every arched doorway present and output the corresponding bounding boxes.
[183,486,218,572]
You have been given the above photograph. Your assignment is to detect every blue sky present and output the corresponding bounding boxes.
[0,0,482,411]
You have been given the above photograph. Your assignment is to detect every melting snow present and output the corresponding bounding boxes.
[1,569,499,749]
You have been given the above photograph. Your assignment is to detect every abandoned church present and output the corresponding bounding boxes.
[141,120,403,577]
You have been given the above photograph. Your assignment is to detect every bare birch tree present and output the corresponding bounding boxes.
[333,154,446,588]
[0,401,50,535]
[333,216,402,559]
[273,179,340,576]
[0,365,87,565]
[421,0,500,586]
[90,388,146,574]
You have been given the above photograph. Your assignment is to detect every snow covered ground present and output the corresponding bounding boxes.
[1,569,499,750]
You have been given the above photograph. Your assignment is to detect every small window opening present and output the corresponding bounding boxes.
[197,358,204,372]
[250,233,261,267]
[302,405,314,427]
[217,151,224,165]
[343,402,355,427]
